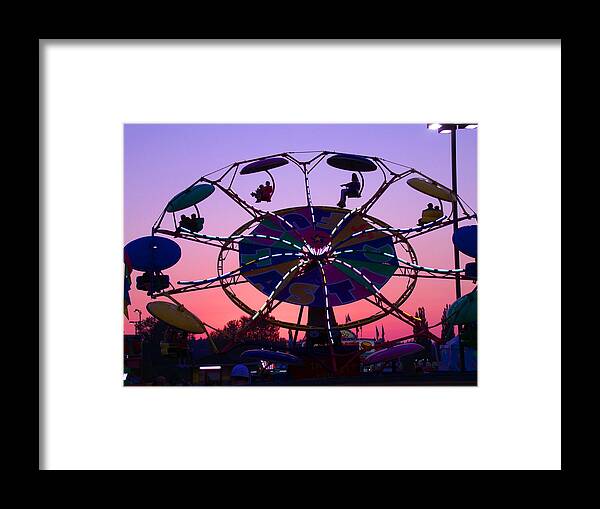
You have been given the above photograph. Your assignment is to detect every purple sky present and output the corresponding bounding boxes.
[124,124,477,340]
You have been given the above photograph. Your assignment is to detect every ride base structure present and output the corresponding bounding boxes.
[124,150,478,382]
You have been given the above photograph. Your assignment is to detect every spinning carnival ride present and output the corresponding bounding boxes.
[125,150,478,376]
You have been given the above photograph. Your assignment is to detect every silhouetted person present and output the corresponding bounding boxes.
[262,181,273,201]
[189,213,204,232]
[337,173,361,208]
[230,364,251,385]
[179,214,190,230]
[418,203,443,226]
[251,184,265,202]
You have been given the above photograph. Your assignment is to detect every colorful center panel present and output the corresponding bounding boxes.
[238,207,399,307]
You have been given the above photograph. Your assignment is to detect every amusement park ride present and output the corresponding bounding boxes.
[124,150,478,380]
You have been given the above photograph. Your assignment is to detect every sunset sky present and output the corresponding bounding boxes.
[124,124,477,340]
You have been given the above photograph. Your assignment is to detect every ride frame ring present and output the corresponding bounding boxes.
[217,206,418,332]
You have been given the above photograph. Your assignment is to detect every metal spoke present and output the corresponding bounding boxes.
[153,229,241,251]
[327,208,360,245]
[201,178,264,219]
[328,215,447,253]
[217,258,309,353]
[403,215,474,240]
[261,211,310,249]
[332,248,464,275]
[303,169,316,225]
[162,278,250,295]
[331,258,420,326]
[362,295,418,324]
[251,259,309,320]
[343,216,448,240]
[180,229,305,252]
[316,262,335,345]
[177,252,304,286]
[357,173,402,216]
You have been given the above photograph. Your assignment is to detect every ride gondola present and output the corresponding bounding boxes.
[326,153,377,207]
[240,157,288,203]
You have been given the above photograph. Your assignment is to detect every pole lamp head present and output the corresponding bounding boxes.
[427,123,478,134]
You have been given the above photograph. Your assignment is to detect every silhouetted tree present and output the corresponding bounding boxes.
[207,314,281,350]
[440,304,476,349]
[137,316,191,344]
[413,307,435,363]
[412,307,430,344]
[441,304,455,343]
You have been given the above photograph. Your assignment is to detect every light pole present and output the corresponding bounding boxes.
[427,123,477,372]
[129,308,143,383]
